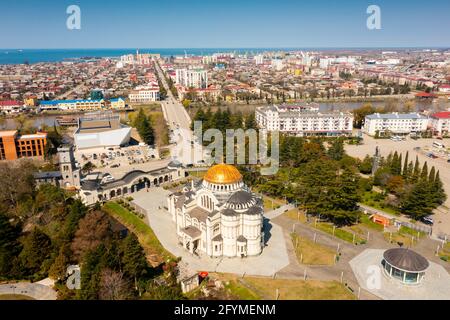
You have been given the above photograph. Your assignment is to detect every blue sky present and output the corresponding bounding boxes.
[0,0,449,48]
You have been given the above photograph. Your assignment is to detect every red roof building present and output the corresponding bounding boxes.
[415,91,437,98]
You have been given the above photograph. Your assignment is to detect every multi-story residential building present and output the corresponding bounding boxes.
[254,55,264,65]
[0,100,24,114]
[0,130,47,160]
[128,83,160,103]
[175,68,208,89]
[256,104,353,136]
[362,113,430,136]
[438,84,450,93]
[430,111,450,136]
[39,99,105,111]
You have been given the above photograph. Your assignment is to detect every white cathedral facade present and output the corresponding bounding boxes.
[167,164,264,258]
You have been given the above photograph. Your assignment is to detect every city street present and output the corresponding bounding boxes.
[154,59,204,165]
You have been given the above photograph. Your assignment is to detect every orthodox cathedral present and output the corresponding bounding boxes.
[167,164,264,258]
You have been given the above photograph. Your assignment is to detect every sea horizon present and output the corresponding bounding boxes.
[1,47,449,65]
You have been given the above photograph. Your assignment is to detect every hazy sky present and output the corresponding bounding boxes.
[1,0,449,48]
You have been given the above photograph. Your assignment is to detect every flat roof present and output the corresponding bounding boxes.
[0,130,18,137]
[18,133,47,139]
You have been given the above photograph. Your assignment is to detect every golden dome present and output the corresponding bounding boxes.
[203,164,243,184]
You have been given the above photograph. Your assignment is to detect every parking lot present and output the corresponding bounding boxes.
[75,145,160,175]
[346,135,450,237]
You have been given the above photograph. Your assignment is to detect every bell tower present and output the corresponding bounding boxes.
[58,146,81,188]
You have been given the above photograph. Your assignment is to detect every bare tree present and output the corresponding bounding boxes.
[99,269,133,300]
[71,211,112,260]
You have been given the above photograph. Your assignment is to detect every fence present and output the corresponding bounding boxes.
[394,220,432,236]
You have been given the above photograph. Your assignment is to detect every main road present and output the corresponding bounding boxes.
[154,59,203,165]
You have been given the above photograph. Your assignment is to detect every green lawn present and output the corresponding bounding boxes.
[291,233,336,265]
[262,196,286,212]
[284,209,307,224]
[360,191,401,216]
[439,242,450,262]
[358,214,384,232]
[244,277,355,300]
[315,222,366,245]
[225,280,261,300]
[103,202,174,265]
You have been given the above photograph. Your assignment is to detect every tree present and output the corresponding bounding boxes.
[359,155,373,174]
[19,228,52,276]
[411,156,421,183]
[244,113,258,131]
[120,234,148,289]
[400,180,434,220]
[327,138,345,161]
[352,103,375,128]
[402,151,409,180]
[420,162,429,182]
[48,244,71,280]
[0,212,22,278]
[99,269,133,300]
[133,108,155,146]
[71,211,112,261]
[0,160,36,213]
[82,161,96,175]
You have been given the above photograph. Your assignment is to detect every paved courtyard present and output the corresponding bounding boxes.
[0,281,57,300]
[131,188,290,276]
[349,249,450,300]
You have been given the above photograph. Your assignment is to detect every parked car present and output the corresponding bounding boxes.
[421,216,434,226]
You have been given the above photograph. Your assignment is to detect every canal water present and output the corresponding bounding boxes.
[0,100,447,130]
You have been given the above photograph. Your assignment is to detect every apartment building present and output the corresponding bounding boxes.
[128,83,160,103]
[0,130,47,160]
[175,68,208,89]
[256,104,353,136]
[430,111,450,136]
[0,100,24,114]
[363,113,429,136]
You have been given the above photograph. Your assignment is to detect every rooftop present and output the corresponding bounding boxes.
[383,248,429,272]
[366,112,428,120]
[0,130,18,137]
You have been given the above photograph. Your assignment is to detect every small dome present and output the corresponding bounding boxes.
[383,248,429,272]
[203,164,243,185]
[227,191,253,205]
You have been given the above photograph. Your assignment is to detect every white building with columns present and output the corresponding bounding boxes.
[167,164,264,258]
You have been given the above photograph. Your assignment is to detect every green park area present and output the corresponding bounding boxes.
[215,273,355,300]
[284,209,307,223]
[262,195,286,212]
[383,226,426,247]
[103,202,174,265]
[439,242,450,262]
[314,222,366,245]
[290,233,336,265]
[360,191,401,216]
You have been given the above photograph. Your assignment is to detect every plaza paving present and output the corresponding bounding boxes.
[0,281,57,300]
[349,249,450,300]
[131,188,290,276]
